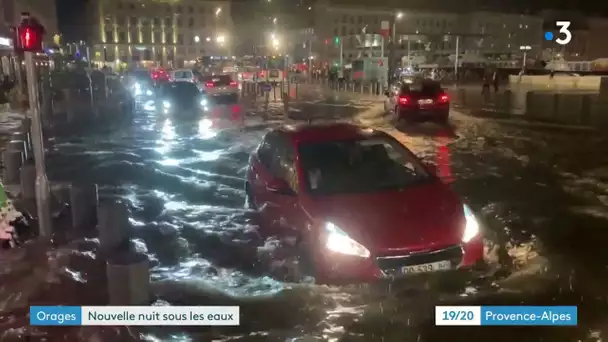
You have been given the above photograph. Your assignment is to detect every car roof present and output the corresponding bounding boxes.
[274,122,382,144]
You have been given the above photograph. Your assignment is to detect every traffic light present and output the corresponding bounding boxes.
[334,36,340,45]
[324,39,329,45]
[15,13,45,52]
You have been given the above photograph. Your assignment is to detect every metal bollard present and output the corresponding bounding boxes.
[2,150,23,184]
[97,200,130,252]
[70,183,99,231]
[106,251,150,305]
[20,162,36,200]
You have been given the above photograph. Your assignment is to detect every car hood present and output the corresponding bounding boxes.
[309,181,465,254]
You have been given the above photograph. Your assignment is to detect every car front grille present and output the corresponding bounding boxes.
[375,245,463,272]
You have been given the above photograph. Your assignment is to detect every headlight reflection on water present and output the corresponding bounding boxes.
[155,118,176,155]
[198,118,217,139]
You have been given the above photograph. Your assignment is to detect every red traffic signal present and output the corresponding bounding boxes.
[15,14,45,52]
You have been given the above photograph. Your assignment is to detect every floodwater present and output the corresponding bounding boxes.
[1,87,608,341]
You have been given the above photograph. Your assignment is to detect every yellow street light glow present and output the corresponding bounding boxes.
[216,35,226,43]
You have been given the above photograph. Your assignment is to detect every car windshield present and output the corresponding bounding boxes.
[161,82,200,99]
[298,136,430,195]
[402,81,442,95]
[173,70,193,79]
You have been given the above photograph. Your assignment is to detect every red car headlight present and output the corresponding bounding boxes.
[324,222,370,258]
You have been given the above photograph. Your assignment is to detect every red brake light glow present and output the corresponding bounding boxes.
[205,82,215,87]
[229,81,238,87]
[438,94,449,103]
[398,96,410,105]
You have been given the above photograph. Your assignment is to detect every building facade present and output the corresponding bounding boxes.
[86,0,233,69]
[311,3,544,65]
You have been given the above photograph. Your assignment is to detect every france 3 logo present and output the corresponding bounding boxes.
[544,21,572,46]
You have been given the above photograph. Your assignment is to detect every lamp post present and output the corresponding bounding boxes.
[389,12,404,83]
[520,45,531,73]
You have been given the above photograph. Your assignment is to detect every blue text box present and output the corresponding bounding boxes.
[481,306,577,326]
[30,306,82,326]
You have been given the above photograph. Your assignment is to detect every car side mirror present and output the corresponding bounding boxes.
[266,178,296,196]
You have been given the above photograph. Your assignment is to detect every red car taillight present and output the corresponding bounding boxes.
[438,94,449,103]
[229,81,238,87]
[205,82,215,88]
[398,96,411,105]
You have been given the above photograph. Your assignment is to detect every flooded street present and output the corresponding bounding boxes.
[2,88,608,341]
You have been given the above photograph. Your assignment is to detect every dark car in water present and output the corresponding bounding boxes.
[156,81,209,118]
[384,79,450,124]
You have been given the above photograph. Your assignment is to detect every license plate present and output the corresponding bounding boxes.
[418,99,434,105]
[402,260,451,274]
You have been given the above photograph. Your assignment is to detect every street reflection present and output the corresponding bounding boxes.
[198,118,217,139]
[155,118,175,155]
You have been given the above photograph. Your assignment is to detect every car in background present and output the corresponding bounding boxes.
[125,69,155,104]
[155,81,209,118]
[384,79,450,124]
[200,74,239,98]
[245,123,483,283]
[170,69,198,83]
[151,68,171,85]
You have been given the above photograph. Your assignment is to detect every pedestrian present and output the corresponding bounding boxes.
[0,75,13,111]
[482,70,490,95]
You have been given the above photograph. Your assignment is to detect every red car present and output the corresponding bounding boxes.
[245,123,484,283]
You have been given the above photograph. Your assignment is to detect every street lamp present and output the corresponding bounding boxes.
[273,18,277,24]
[520,45,531,73]
[216,35,226,43]
[206,37,211,42]
[215,7,222,16]
[390,12,405,82]
[194,35,200,43]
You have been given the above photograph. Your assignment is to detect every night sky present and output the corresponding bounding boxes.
[56,0,607,42]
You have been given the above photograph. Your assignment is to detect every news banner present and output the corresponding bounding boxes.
[29,305,576,326]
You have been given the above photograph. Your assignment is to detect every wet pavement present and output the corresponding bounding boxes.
[2,86,608,341]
